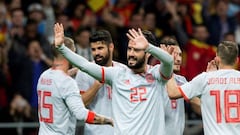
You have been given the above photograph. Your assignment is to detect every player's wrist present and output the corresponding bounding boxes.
[55,43,64,48]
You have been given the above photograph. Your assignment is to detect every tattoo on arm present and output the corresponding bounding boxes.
[93,114,113,126]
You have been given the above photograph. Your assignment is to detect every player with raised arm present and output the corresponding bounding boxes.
[160,38,187,135]
[167,41,240,135]
[75,30,126,135]
[37,37,113,135]
[54,23,173,134]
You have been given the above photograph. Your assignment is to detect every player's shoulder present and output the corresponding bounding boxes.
[113,61,127,68]
[50,68,74,82]
[174,74,187,80]
[174,74,188,84]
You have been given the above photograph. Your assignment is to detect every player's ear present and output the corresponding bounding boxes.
[145,52,151,60]
[235,57,239,66]
[214,56,220,67]
[109,43,114,52]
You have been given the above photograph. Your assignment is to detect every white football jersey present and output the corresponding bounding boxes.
[75,61,126,135]
[37,69,93,135]
[57,44,174,135]
[164,74,187,135]
[104,65,166,135]
[180,69,240,135]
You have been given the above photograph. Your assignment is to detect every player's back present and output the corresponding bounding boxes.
[201,69,240,135]
[37,69,80,135]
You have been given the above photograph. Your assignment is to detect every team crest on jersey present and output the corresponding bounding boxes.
[124,79,130,85]
[145,73,154,83]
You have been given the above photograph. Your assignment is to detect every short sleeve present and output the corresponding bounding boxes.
[180,72,207,100]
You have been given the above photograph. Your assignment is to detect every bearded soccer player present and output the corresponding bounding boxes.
[54,23,173,135]
[75,30,126,135]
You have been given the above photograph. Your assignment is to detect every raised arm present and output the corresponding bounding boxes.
[146,44,173,80]
[126,28,173,79]
[54,23,105,82]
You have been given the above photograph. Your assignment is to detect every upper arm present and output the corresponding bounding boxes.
[62,79,89,120]
[180,73,207,100]
[100,66,120,85]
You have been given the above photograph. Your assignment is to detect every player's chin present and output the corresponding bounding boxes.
[173,65,180,72]
[128,61,136,66]
[127,62,137,68]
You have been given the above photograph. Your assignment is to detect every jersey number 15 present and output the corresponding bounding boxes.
[38,90,53,123]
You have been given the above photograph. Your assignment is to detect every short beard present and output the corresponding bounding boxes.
[94,50,110,66]
[127,55,146,69]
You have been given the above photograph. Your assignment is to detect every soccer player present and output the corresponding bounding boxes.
[167,41,240,135]
[37,37,113,135]
[75,30,126,135]
[54,23,173,134]
[160,38,187,135]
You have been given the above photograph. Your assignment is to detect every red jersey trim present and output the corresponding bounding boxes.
[100,67,105,83]
[160,72,172,80]
[178,86,190,102]
[80,90,85,95]
[86,111,95,124]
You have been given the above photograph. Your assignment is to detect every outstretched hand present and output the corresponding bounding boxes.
[126,28,148,50]
[54,23,64,47]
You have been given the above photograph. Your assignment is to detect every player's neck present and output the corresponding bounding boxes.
[132,65,146,74]
[105,59,113,67]
[52,60,68,73]
[218,62,235,70]
[219,65,235,70]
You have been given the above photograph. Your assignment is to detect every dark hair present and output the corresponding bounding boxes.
[89,30,113,45]
[142,30,157,46]
[160,37,179,46]
[217,41,238,65]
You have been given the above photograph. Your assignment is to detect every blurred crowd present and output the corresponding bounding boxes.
[0,0,239,134]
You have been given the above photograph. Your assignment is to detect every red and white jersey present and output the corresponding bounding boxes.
[164,74,187,135]
[75,61,126,135]
[104,64,167,135]
[180,69,240,135]
[37,69,93,135]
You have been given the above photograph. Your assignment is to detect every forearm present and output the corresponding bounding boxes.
[166,76,182,99]
[82,81,102,106]
[146,44,173,78]
[57,44,102,81]
[190,97,202,116]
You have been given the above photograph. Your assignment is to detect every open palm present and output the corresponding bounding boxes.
[54,23,64,47]
[126,28,148,49]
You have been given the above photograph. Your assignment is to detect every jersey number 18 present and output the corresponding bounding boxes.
[210,90,240,123]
